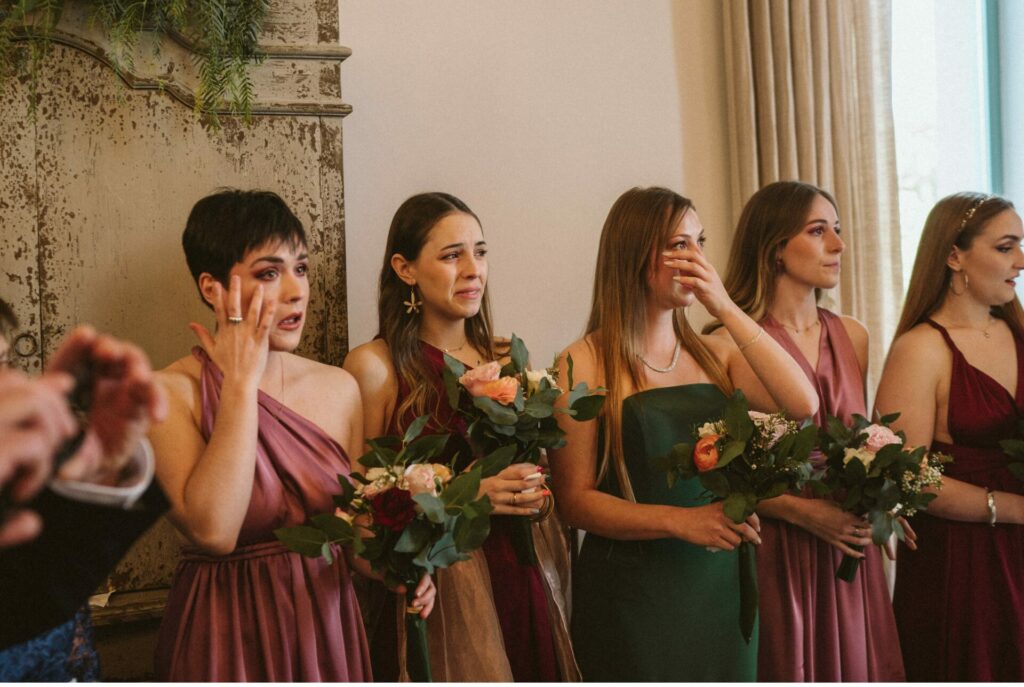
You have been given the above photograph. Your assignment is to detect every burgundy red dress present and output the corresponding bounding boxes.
[893,320,1024,681]
[365,341,569,681]
[153,349,371,681]
[756,309,905,680]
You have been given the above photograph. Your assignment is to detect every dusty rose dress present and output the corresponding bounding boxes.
[756,309,905,681]
[153,349,371,681]
[893,320,1024,680]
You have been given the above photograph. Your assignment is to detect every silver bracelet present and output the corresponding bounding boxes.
[986,489,997,527]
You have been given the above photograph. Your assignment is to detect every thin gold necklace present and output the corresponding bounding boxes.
[777,318,820,335]
[944,316,997,339]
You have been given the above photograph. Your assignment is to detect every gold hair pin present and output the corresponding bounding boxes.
[960,195,991,230]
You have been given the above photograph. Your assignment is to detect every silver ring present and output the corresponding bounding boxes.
[227,316,244,324]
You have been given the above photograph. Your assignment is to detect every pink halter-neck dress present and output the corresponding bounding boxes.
[756,308,905,681]
[154,349,371,681]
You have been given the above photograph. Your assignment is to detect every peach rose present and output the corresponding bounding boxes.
[459,362,502,395]
[475,377,520,404]
[404,464,440,497]
[694,434,721,472]
[431,464,453,484]
[863,424,901,453]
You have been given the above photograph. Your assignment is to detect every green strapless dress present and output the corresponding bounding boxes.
[571,384,758,681]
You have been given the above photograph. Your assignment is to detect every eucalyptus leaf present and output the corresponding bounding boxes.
[274,525,327,558]
[722,492,749,524]
[473,396,519,425]
[442,469,483,509]
[510,334,529,373]
[413,493,446,524]
[311,513,355,543]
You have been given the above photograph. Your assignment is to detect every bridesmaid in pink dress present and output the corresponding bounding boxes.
[713,181,908,680]
[876,192,1024,680]
[149,190,434,680]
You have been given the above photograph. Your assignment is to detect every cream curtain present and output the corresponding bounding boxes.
[723,0,902,395]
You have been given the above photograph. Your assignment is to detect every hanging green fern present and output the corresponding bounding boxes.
[0,0,269,118]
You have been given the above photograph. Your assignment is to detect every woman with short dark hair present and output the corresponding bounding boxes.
[151,189,434,681]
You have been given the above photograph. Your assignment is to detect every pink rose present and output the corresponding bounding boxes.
[459,362,502,395]
[863,424,901,453]
[404,464,440,497]
[749,411,788,448]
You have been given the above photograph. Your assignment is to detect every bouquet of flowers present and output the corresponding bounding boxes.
[442,333,605,564]
[999,418,1024,482]
[816,412,951,582]
[275,416,497,682]
[656,390,817,643]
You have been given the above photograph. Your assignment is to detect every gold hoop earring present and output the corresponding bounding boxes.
[404,287,422,315]
[950,271,968,296]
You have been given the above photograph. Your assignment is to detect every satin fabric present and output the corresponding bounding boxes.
[154,349,370,681]
[893,320,1024,681]
[755,309,905,681]
[572,384,758,681]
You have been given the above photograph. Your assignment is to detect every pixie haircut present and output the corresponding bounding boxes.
[182,189,307,296]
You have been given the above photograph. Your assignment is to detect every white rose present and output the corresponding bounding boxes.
[697,422,720,438]
[525,368,561,395]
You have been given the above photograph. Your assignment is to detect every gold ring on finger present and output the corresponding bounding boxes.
[511,493,517,505]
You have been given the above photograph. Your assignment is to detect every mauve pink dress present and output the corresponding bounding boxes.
[756,309,905,681]
[154,349,371,681]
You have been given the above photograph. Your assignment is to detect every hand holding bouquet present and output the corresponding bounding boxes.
[657,390,817,643]
[816,412,950,582]
[999,418,1024,482]
[442,333,604,564]
[275,416,496,681]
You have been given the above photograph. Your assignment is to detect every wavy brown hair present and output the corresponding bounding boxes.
[706,180,837,333]
[895,191,1024,340]
[586,187,732,501]
[378,192,499,431]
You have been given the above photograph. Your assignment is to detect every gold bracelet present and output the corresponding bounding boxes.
[986,488,997,527]
[532,491,555,522]
[738,328,764,352]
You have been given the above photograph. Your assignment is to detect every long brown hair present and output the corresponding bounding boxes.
[586,187,732,500]
[706,180,837,332]
[378,192,498,431]
[895,192,1024,340]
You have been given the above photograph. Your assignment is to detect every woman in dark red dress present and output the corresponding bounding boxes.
[876,191,1024,680]
[344,192,576,681]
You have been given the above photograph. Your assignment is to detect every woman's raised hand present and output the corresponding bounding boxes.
[479,462,550,516]
[673,502,762,550]
[189,276,276,388]
[663,248,735,319]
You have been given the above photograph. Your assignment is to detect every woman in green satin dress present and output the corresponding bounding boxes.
[549,187,819,681]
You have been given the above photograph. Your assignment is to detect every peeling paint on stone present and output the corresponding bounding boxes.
[0,0,352,618]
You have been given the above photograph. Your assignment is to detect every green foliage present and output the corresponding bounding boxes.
[0,0,269,119]
[817,412,951,553]
[999,419,1024,482]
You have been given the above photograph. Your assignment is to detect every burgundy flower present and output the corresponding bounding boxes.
[370,488,417,533]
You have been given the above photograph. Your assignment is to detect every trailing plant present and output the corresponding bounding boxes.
[0,0,269,119]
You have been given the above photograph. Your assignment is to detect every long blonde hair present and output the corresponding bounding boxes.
[586,187,732,501]
[895,192,1024,340]
[706,180,837,332]
[378,192,498,431]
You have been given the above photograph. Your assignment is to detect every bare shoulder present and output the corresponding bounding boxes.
[700,330,735,358]
[837,314,868,342]
[157,356,202,411]
[343,339,396,388]
[558,335,601,383]
[884,323,950,375]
